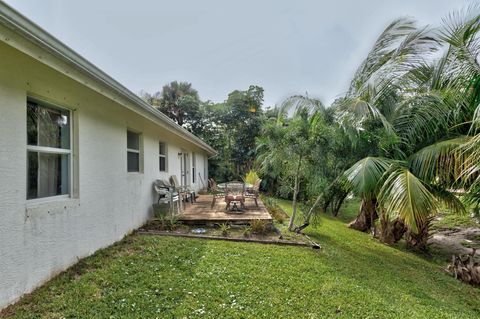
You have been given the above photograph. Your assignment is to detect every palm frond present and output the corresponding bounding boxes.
[428,185,466,215]
[378,167,437,233]
[408,137,469,185]
[344,157,394,199]
[439,5,480,90]
[393,92,456,148]
[277,95,324,122]
[349,18,418,94]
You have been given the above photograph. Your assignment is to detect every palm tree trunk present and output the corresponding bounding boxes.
[288,157,302,231]
[348,198,377,232]
[405,220,430,252]
[379,212,406,245]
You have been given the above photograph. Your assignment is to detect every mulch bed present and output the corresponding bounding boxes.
[137,229,312,247]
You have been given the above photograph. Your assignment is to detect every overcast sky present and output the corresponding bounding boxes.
[3,0,471,106]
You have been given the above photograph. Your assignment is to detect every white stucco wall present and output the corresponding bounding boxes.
[0,40,210,309]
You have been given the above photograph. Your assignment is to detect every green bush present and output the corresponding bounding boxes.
[244,170,261,185]
[263,197,288,224]
[243,225,252,238]
[250,219,269,235]
[219,223,231,236]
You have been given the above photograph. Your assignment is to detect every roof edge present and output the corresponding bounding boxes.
[0,1,216,156]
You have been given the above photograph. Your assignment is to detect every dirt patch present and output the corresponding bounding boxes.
[429,227,480,261]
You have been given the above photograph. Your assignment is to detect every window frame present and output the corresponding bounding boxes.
[192,152,196,183]
[159,141,167,172]
[26,98,73,202]
[127,130,141,173]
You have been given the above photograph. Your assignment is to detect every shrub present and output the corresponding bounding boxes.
[244,170,260,185]
[264,197,276,209]
[250,219,269,235]
[167,216,180,231]
[263,197,288,224]
[272,208,287,224]
[243,225,252,238]
[219,223,231,236]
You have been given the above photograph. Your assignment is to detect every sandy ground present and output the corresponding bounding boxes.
[429,227,480,261]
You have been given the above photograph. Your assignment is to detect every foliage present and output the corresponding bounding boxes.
[263,197,288,224]
[222,85,265,176]
[219,223,231,236]
[249,219,269,235]
[257,100,327,230]
[142,84,266,181]
[142,81,200,126]
[335,7,480,250]
[244,170,260,185]
[167,215,180,231]
[141,6,480,247]
[242,225,252,238]
[152,205,179,231]
[4,217,480,318]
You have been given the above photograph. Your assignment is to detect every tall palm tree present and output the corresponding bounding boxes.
[339,11,480,250]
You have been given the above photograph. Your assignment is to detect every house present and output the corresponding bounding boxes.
[0,2,215,309]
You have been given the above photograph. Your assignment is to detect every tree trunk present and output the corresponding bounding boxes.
[446,249,480,286]
[379,212,406,245]
[288,157,302,231]
[322,196,331,213]
[405,220,430,252]
[304,193,324,225]
[348,198,377,232]
[332,190,348,217]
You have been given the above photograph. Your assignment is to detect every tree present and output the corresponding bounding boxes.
[257,96,324,231]
[222,85,265,176]
[337,11,480,250]
[144,81,200,126]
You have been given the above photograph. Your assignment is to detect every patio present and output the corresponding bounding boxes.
[177,195,272,224]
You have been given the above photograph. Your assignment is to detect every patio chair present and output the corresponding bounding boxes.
[170,175,196,203]
[244,178,261,207]
[209,178,226,208]
[225,181,246,211]
[153,179,182,215]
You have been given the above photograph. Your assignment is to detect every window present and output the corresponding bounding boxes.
[192,152,196,183]
[159,142,167,172]
[127,130,140,172]
[27,99,71,200]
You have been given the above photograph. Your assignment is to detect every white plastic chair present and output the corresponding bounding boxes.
[153,179,182,215]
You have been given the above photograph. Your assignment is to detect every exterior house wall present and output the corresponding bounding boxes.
[0,40,209,309]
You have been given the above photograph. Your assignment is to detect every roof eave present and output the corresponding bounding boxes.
[0,1,217,156]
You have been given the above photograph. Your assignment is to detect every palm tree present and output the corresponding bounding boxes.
[339,11,480,250]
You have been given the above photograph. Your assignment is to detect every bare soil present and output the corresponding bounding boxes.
[429,227,480,261]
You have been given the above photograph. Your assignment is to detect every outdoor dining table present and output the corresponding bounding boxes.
[218,182,252,212]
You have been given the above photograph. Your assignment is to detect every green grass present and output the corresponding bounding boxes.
[3,200,480,318]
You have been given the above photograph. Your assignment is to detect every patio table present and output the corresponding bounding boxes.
[219,182,252,212]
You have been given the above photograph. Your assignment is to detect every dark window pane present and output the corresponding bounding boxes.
[127,131,139,150]
[27,101,70,149]
[128,151,139,172]
[159,157,166,171]
[27,151,69,199]
[159,142,166,155]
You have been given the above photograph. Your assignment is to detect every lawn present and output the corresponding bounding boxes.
[3,200,480,318]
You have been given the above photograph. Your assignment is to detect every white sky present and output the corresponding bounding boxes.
[3,0,471,106]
